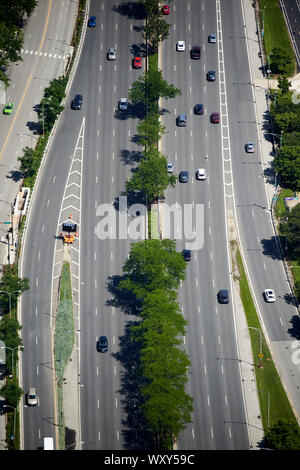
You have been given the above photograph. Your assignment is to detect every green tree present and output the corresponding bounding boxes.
[142,17,170,48]
[265,419,300,450]
[0,316,23,375]
[0,381,23,408]
[279,203,300,255]
[136,112,167,149]
[274,145,300,191]
[38,76,67,132]
[129,68,181,113]
[270,47,293,75]
[277,76,291,95]
[0,265,30,315]
[120,239,186,300]
[18,146,39,178]
[126,149,176,203]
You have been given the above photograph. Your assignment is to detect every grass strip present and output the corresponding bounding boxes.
[231,240,298,430]
[54,262,74,448]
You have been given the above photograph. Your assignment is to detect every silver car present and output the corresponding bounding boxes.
[27,387,38,406]
[208,33,216,43]
[118,98,128,111]
[246,142,254,153]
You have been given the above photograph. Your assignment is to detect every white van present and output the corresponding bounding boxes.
[43,437,54,450]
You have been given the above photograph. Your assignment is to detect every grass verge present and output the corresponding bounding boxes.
[231,240,298,431]
[54,262,74,449]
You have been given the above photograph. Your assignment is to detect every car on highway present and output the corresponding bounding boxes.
[71,94,82,110]
[3,102,13,115]
[264,289,276,302]
[190,46,201,59]
[194,104,204,115]
[207,70,216,81]
[97,335,108,352]
[210,112,220,123]
[118,98,128,111]
[245,142,255,153]
[176,41,185,51]
[161,5,170,14]
[196,168,206,180]
[166,162,174,173]
[107,48,116,60]
[217,289,230,304]
[208,33,216,43]
[182,249,191,261]
[177,114,187,127]
[88,16,96,27]
[27,387,38,406]
[179,171,189,183]
[133,56,142,69]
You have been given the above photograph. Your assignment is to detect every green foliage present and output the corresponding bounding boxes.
[265,419,300,450]
[136,112,167,148]
[142,17,170,47]
[0,264,29,315]
[126,149,176,203]
[277,75,291,95]
[0,381,23,409]
[38,76,68,132]
[18,146,39,178]
[120,239,186,300]
[274,145,300,191]
[279,204,300,255]
[270,47,293,75]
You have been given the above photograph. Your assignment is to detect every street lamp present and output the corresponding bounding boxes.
[1,345,21,377]
[3,404,17,441]
[0,290,22,318]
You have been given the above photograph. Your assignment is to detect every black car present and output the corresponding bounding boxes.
[182,249,191,261]
[190,46,201,59]
[207,70,216,81]
[71,94,82,110]
[194,104,203,115]
[179,171,189,183]
[97,336,108,352]
[217,289,230,304]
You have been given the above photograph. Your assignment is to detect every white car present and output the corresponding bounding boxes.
[264,289,276,302]
[176,41,185,51]
[166,163,174,173]
[118,98,128,111]
[27,387,38,406]
[208,33,216,43]
[107,48,116,60]
[196,168,206,180]
[246,142,254,153]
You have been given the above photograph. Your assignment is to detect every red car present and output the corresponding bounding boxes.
[210,112,220,124]
[162,5,170,14]
[133,56,142,69]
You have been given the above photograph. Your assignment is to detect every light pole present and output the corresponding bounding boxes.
[0,290,21,318]
[1,345,21,377]
[249,327,263,368]
[3,404,17,441]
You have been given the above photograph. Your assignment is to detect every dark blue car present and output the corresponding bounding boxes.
[88,16,96,27]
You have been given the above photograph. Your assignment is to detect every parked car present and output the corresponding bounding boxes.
[194,104,204,115]
[177,114,187,126]
[107,48,116,60]
[190,46,201,59]
[196,168,206,180]
[264,289,276,302]
[176,41,185,51]
[27,387,38,406]
[179,171,189,183]
[133,56,142,69]
[208,33,216,43]
[97,335,108,352]
[218,289,230,304]
[210,112,220,123]
[182,249,192,261]
[245,142,255,153]
[118,98,128,111]
[88,16,96,27]
[71,94,82,110]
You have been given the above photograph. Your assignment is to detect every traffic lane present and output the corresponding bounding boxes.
[282,0,300,62]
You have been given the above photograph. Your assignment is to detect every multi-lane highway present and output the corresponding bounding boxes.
[19,0,300,451]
